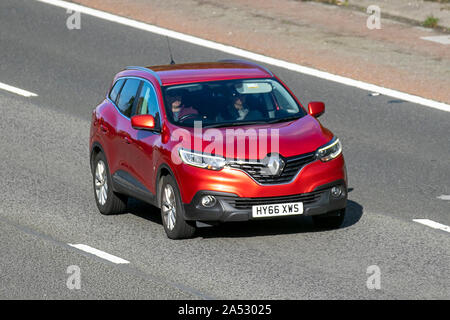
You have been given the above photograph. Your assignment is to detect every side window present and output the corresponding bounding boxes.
[109,79,125,103]
[116,79,141,118]
[135,82,159,117]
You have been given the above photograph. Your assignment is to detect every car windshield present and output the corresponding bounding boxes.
[162,79,306,128]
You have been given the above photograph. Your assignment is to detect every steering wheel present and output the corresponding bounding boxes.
[178,113,202,122]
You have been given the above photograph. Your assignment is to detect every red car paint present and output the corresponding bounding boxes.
[90,61,347,223]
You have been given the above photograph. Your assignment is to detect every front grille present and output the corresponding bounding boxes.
[228,152,316,184]
[224,191,323,210]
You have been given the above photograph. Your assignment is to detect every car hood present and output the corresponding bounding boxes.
[172,115,334,160]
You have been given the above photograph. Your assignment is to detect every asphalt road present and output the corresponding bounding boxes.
[0,0,449,299]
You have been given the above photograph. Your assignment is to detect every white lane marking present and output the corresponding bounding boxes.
[0,82,38,97]
[36,0,450,113]
[421,36,450,45]
[68,244,130,264]
[437,195,450,201]
[413,219,450,233]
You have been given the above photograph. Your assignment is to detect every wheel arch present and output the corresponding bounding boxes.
[90,141,105,174]
[155,163,179,208]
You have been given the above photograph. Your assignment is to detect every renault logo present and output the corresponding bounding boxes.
[262,155,285,176]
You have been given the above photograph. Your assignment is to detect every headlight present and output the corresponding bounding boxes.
[179,149,226,170]
[316,137,342,162]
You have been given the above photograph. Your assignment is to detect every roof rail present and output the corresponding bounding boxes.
[125,66,162,85]
[218,59,273,77]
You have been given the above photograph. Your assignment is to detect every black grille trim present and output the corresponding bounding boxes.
[227,152,316,185]
[223,190,324,210]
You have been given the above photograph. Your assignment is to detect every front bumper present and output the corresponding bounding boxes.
[175,154,347,204]
[183,180,347,222]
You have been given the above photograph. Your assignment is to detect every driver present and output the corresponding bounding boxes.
[167,92,198,122]
[231,95,249,120]
[228,93,262,121]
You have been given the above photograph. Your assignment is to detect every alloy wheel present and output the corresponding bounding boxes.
[162,184,177,230]
[95,160,108,205]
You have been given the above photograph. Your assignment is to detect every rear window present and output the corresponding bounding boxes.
[116,79,141,118]
[109,79,125,103]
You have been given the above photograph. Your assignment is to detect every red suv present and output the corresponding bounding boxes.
[90,60,347,239]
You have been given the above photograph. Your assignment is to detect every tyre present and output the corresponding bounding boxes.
[92,152,128,215]
[159,175,196,239]
[312,209,346,229]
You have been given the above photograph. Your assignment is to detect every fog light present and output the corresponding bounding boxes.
[201,195,217,207]
[331,186,343,198]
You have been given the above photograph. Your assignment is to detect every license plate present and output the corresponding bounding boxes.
[252,202,303,218]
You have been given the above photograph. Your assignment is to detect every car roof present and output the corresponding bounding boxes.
[140,60,273,86]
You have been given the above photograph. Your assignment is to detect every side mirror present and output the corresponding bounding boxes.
[308,101,325,118]
[131,114,156,131]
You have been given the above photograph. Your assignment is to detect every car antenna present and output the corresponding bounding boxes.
[166,36,176,65]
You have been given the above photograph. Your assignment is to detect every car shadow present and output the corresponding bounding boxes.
[198,200,363,239]
[125,197,364,239]
[125,198,163,225]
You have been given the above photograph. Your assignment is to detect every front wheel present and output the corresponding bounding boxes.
[159,175,196,239]
[312,209,346,229]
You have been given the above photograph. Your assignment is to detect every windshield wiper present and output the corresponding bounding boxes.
[202,116,303,128]
[266,115,303,124]
[203,121,268,128]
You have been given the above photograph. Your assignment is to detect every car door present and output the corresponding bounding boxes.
[127,80,162,197]
[97,78,126,176]
[111,78,142,176]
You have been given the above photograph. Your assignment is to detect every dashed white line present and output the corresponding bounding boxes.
[68,244,130,264]
[36,0,450,113]
[437,195,450,201]
[421,35,450,45]
[0,82,38,97]
[413,219,450,234]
